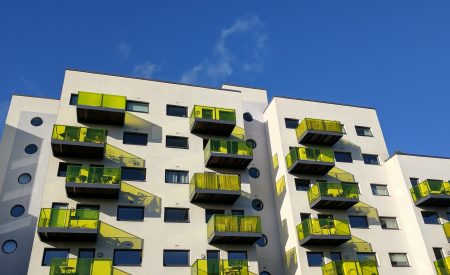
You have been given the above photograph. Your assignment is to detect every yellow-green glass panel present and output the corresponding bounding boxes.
[444,222,450,239]
[78,91,126,110]
[38,208,99,230]
[78,91,103,107]
[52,125,106,144]
[297,218,350,241]
[410,179,450,202]
[322,260,379,275]
[66,165,121,185]
[285,147,335,170]
[296,118,342,139]
[307,182,359,204]
[190,173,241,195]
[191,259,252,275]
[207,215,261,239]
[204,139,253,160]
[435,256,450,275]
[49,258,130,275]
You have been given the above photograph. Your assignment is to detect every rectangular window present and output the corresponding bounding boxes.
[123,132,148,146]
[389,253,410,267]
[78,249,95,259]
[410,178,419,187]
[164,208,189,223]
[300,213,311,222]
[295,178,310,191]
[228,251,248,261]
[422,211,440,224]
[117,206,144,221]
[357,253,377,265]
[349,216,369,228]
[42,249,69,266]
[166,136,189,149]
[70,94,78,106]
[57,162,81,177]
[126,101,149,113]
[121,167,146,181]
[167,105,188,117]
[165,170,189,184]
[307,252,324,267]
[433,248,444,261]
[113,250,142,266]
[285,118,299,129]
[163,250,190,266]
[370,184,389,196]
[330,252,342,262]
[363,154,379,165]
[205,209,225,223]
[334,152,353,163]
[380,217,399,229]
[355,126,373,137]
[231,210,245,216]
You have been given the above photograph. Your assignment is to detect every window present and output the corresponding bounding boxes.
[295,178,310,191]
[363,154,379,165]
[410,178,419,187]
[300,213,311,221]
[42,249,69,266]
[371,184,389,196]
[25,144,38,154]
[256,234,268,247]
[232,210,245,216]
[163,250,190,266]
[433,248,444,261]
[126,101,149,113]
[307,252,324,267]
[123,132,148,145]
[285,118,299,129]
[18,173,32,184]
[78,249,95,258]
[2,240,17,254]
[165,170,189,184]
[113,250,142,266]
[422,211,440,224]
[243,112,253,122]
[205,209,225,223]
[10,205,25,217]
[355,126,373,137]
[251,199,264,211]
[228,251,247,261]
[164,208,189,223]
[167,105,188,117]
[31,117,43,126]
[70,94,78,106]
[117,206,144,221]
[121,167,146,181]
[57,162,80,177]
[349,216,369,228]
[380,217,399,229]
[166,136,189,149]
[330,252,342,262]
[357,253,377,265]
[334,152,353,163]
[389,253,409,267]
[447,212,450,221]
[249,168,260,178]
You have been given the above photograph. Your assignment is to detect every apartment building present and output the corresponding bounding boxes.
[0,69,448,275]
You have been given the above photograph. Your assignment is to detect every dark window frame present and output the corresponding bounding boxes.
[113,249,143,266]
[348,215,369,228]
[370,184,389,196]
[166,136,189,149]
[126,100,149,113]
[306,252,324,267]
[70,94,78,106]
[355,126,373,137]
[422,211,440,225]
[42,248,70,266]
[123,132,148,146]
[121,167,146,182]
[334,151,353,163]
[389,253,410,267]
[164,207,190,223]
[295,178,310,191]
[165,169,189,184]
[284,118,299,129]
[205,209,225,223]
[163,250,190,267]
[166,105,188,117]
[379,216,399,230]
[117,206,145,221]
[363,154,380,165]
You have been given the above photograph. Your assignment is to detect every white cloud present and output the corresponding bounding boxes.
[134,62,160,78]
[180,14,268,85]
[117,42,132,60]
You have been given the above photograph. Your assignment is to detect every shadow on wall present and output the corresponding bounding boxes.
[280,219,289,247]
[347,202,380,226]
[285,247,298,275]
[334,139,364,162]
[124,112,162,143]
[96,222,144,259]
[341,236,374,260]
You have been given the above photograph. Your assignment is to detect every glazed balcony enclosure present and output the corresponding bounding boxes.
[204,139,253,169]
[37,208,99,242]
[286,147,335,175]
[322,260,379,275]
[435,256,450,275]
[296,118,343,146]
[65,166,121,199]
[207,215,262,244]
[191,260,256,275]
[308,182,360,209]
[190,105,236,136]
[190,173,241,204]
[51,125,106,159]
[410,179,450,207]
[444,222,450,243]
[50,258,130,275]
[297,218,351,246]
[77,91,126,125]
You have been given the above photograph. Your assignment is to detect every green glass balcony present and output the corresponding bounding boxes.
[191,259,256,275]
[286,147,335,175]
[51,125,106,159]
[444,222,450,243]
[207,215,262,244]
[410,179,450,207]
[190,105,236,136]
[308,182,359,209]
[204,139,253,169]
[37,208,99,242]
[77,91,126,125]
[296,118,343,146]
[65,166,121,199]
[50,258,130,275]
[297,218,351,246]
[435,256,450,275]
[190,173,241,204]
[322,260,379,275]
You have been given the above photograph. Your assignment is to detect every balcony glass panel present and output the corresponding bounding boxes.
[435,256,450,275]
[207,215,262,238]
[78,91,126,110]
[308,182,359,204]
[191,259,254,275]
[66,166,121,186]
[190,173,240,192]
[49,258,130,275]
[52,125,106,144]
[190,105,236,124]
[297,218,350,240]
[38,208,99,230]
[322,260,379,275]
[296,118,343,138]
[410,180,450,202]
[286,147,335,170]
[204,140,253,158]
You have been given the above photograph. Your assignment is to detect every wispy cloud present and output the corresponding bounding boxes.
[134,62,161,78]
[180,14,268,85]
[117,42,132,61]
[19,74,38,92]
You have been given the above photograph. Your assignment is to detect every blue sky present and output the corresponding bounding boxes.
[1,1,450,156]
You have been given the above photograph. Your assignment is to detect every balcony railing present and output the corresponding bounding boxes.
[435,256,450,275]
[286,147,335,175]
[308,182,359,209]
[322,260,379,275]
[444,222,450,242]
[190,105,236,135]
[297,218,351,246]
[204,139,253,169]
[207,215,262,244]
[410,179,450,207]
[50,258,130,275]
[77,91,126,125]
[327,167,356,183]
[191,259,255,275]
[296,118,343,146]
[105,144,146,168]
[65,165,121,198]
[190,173,241,204]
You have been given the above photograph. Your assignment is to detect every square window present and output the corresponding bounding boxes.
[163,250,190,266]
[409,178,419,187]
[349,216,369,228]
[228,251,248,261]
[78,249,95,259]
[121,167,146,181]
[58,162,81,177]
[433,248,444,261]
[363,154,379,165]
[117,206,144,221]
[355,126,373,137]
[295,178,310,191]
[42,249,69,266]
[205,209,225,223]
[164,208,189,223]
[113,250,142,266]
[380,217,399,229]
[307,252,324,267]
[330,252,342,262]
[370,184,389,196]
[285,118,299,129]
[123,132,148,146]
[357,253,377,265]
[300,213,311,222]
[334,152,353,163]
[389,253,409,267]
[70,94,78,106]
[422,211,440,224]
[126,101,149,113]
[165,170,189,184]
[167,105,188,117]
[231,210,245,216]
[166,136,189,149]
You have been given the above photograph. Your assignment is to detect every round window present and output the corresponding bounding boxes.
[30,117,43,127]
[10,205,25,217]
[260,272,271,275]
[24,144,38,154]
[252,199,264,211]
[249,168,260,178]
[18,173,32,184]
[256,234,268,247]
[243,112,253,122]
[2,240,17,254]
[246,139,257,149]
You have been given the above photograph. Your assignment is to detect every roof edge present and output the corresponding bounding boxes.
[387,151,450,161]
[272,96,376,110]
